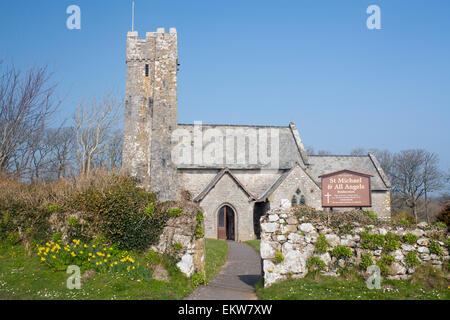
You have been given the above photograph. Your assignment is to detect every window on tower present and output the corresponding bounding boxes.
[145,64,149,77]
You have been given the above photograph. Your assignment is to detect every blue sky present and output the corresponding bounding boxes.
[0,0,449,171]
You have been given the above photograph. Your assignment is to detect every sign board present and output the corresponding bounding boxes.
[320,170,372,207]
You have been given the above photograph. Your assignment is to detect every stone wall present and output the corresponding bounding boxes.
[150,202,205,277]
[260,204,449,287]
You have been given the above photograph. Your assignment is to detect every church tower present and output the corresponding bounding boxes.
[122,28,179,201]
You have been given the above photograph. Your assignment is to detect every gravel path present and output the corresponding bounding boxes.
[185,241,262,300]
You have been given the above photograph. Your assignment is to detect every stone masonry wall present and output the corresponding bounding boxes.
[260,204,449,287]
[150,202,205,277]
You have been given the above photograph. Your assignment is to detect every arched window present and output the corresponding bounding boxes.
[291,188,306,206]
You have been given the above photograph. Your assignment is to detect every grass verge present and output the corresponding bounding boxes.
[244,240,261,254]
[256,272,450,300]
[204,238,228,282]
[0,239,229,299]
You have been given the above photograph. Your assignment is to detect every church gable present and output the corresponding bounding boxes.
[195,169,256,241]
[193,168,256,202]
[258,165,322,209]
[307,155,389,191]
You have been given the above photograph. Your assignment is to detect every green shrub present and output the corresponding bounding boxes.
[195,211,204,239]
[173,242,183,251]
[359,253,374,270]
[191,272,206,287]
[306,256,326,273]
[52,232,62,243]
[428,241,444,256]
[383,232,400,252]
[168,207,183,217]
[403,233,418,245]
[405,251,420,267]
[392,211,415,225]
[92,234,107,247]
[145,250,161,265]
[72,176,166,251]
[273,249,284,264]
[47,204,60,213]
[360,232,384,249]
[143,203,156,216]
[330,245,352,259]
[315,235,330,254]
[66,217,84,242]
[445,238,450,251]
[5,232,19,246]
[363,210,377,220]
[68,217,78,227]
[376,254,394,276]
[436,222,446,229]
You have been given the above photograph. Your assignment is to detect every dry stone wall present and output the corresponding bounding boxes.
[260,204,449,287]
[150,203,205,277]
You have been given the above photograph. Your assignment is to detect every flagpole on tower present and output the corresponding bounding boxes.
[131,1,135,31]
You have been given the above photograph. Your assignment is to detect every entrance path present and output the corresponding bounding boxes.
[185,241,261,300]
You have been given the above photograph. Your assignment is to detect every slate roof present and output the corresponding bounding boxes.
[176,123,308,170]
[307,154,390,191]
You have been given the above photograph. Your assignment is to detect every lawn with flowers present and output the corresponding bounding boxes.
[0,238,228,300]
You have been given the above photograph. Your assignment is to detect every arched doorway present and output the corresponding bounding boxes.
[217,205,235,241]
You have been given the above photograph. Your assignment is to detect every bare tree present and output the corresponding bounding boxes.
[317,149,332,155]
[306,146,315,155]
[370,149,394,182]
[0,62,59,176]
[422,152,444,222]
[45,126,76,179]
[106,130,123,170]
[391,149,429,223]
[350,147,366,156]
[92,130,123,171]
[73,93,122,175]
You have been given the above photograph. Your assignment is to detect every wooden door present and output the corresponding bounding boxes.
[218,206,226,240]
[218,206,235,241]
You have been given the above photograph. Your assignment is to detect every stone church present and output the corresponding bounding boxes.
[122,28,391,242]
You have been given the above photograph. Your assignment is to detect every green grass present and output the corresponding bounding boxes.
[204,238,228,282]
[256,273,450,300]
[244,240,261,253]
[0,239,229,300]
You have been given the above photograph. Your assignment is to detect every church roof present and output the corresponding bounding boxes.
[192,168,256,202]
[256,168,293,202]
[307,154,390,191]
[176,122,308,170]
